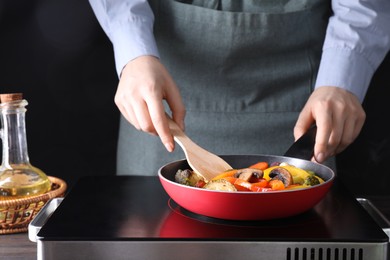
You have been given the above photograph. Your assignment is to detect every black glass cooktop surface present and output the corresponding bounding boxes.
[37,176,389,243]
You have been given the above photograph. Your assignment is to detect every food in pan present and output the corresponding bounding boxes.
[174,161,324,192]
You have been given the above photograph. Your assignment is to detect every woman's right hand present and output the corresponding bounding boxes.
[114,55,186,152]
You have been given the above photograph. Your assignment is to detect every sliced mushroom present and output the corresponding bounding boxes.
[269,167,294,187]
[234,168,264,182]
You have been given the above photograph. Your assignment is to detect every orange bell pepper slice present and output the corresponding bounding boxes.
[211,169,238,181]
[224,177,252,191]
[249,178,270,192]
[251,178,268,188]
[250,186,273,192]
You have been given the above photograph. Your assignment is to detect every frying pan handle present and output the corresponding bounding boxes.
[283,125,317,160]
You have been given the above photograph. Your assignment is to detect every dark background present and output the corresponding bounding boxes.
[0,0,119,189]
[0,0,389,195]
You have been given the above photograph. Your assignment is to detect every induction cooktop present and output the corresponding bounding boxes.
[32,176,389,260]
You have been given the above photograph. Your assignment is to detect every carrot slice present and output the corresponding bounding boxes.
[269,179,285,190]
[249,161,269,170]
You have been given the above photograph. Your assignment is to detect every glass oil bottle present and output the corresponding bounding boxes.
[0,93,51,199]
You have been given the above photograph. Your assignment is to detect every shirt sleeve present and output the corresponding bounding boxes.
[88,0,159,77]
[315,0,390,103]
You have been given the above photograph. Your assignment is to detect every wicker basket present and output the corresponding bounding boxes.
[0,176,67,234]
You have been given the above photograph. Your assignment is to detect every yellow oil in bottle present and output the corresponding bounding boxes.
[0,164,51,199]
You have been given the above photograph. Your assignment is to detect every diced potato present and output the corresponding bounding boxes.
[204,179,237,191]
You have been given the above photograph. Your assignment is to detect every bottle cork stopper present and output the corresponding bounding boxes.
[0,93,23,103]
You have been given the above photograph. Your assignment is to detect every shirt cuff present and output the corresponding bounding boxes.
[314,48,375,103]
[109,20,160,77]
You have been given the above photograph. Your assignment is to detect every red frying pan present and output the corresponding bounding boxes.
[158,126,335,220]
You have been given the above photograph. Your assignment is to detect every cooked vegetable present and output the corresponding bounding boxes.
[203,179,237,191]
[304,175,321,186]
[250,182,272,192]
[211,169,238,181]
[175,169,205,187]
[264,164,322,187]
[249,161,269,170]
[224,177,252,191]
[268,167,293,187]
[174,161,325,192]
[268,179,285,190]
[234,168,263,182]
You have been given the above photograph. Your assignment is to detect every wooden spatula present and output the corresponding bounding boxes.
[167,117,232,181]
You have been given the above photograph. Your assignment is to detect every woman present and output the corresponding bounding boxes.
[88,0,390,175]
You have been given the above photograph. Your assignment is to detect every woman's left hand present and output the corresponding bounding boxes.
[294,86,366,163]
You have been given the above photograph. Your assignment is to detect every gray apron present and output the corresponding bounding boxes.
[117,0,331,175]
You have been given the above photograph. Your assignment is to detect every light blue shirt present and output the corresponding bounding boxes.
[89,0,390,103]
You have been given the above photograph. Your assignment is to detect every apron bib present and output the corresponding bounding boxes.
[117,0,331,175]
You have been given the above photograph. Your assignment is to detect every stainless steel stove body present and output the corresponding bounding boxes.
[30,176,390,260]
